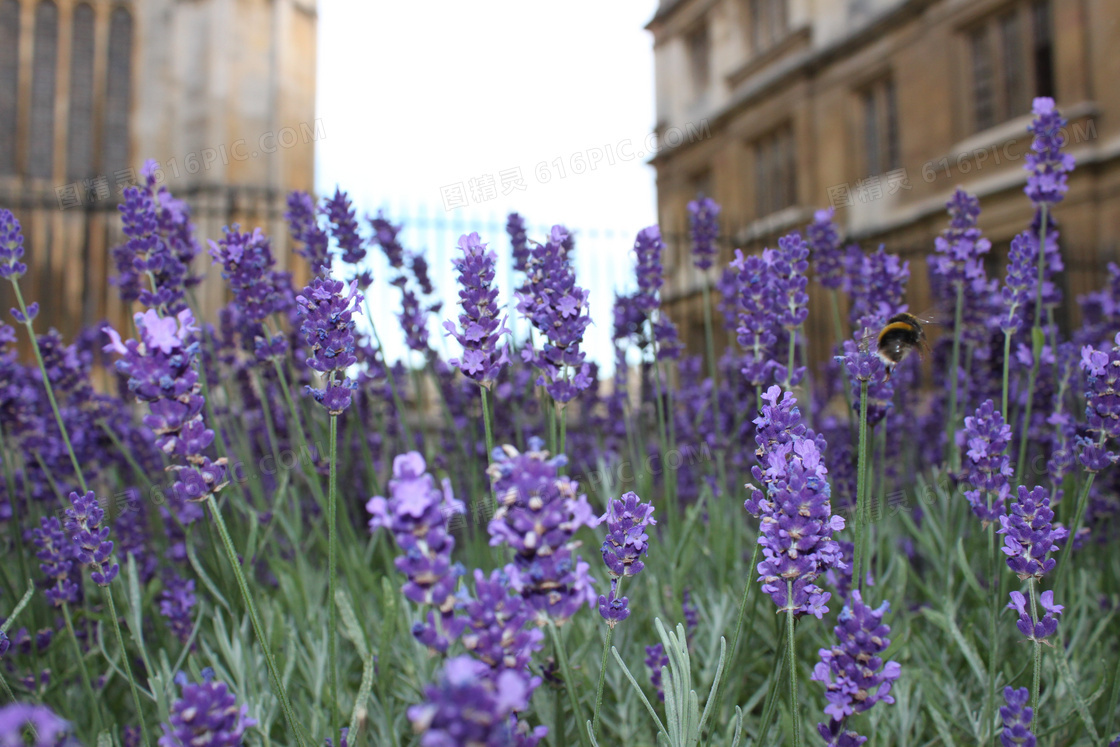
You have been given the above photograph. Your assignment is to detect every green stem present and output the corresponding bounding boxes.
[480,386,496,458]
[853,380,870,590]
[784,328,797,392]
[786,583,802,747]
[547,620,593,747]
[104,586,150,747]
[62,602,104,733]
[985,515,999,741]
[1000,330,1012,423]
[205,493,307,746]
[591,577,624,736]
[328,413,341,741]
[757,621,787,745]
[1015,363,1038,482]
[558,400,568,458]
[701,280,720,390]
[1027,579,1042,715]
[1033,205,1049,330]
[947,283,964,471]
[10,280,88,493]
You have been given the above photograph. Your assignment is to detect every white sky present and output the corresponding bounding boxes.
[314,1,661,366]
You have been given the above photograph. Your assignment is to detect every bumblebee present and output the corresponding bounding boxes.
[874,312,929,376]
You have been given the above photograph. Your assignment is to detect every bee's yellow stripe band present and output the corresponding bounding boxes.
[877,321,915,344]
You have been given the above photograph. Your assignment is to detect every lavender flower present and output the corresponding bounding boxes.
[0,209,26,280]
[768,232,810,329]
[517,228,593,404]
[682,589,699,635]
[112,160,201,314]
[633,226,666,314]
[408,656,546,747]
[1000,230,1063,336]
[159,573,198,645]
[284,191,331,275]
[398,284,432,354]
[443,232,510,387]
[31,517,79,607]
[687,197,721,270]
[507,212,530,276]
[930,189,989,286]
[459,567,544,676]
[1008,589,1063,642]
[367,452,466,652]
[731,250,779,386]
[838,340,894,426]
[999,686,1036,746]
[811,591,901,745]
[159,669,257,747]
[807,208,844,290]
[63,491,118,586]
[645,643,669,702]
[959,400,1013,525]
[0,703,71,746]
[999,486,1068,580]
[370,210,406,271]
[103,308,223,518]
[1025,98,1075,209]
[600,492,656,578]
[295,277,362,415]
[597,492,655,626]
[324,188,366,269]
[208,225,291,359]
[848,246,910,335]
[746,386,845,618]
[487,439,600,625]
[1078,334,1120,471]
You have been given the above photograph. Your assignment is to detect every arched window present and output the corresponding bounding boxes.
[0,1,19,176]
[103,6,132,175]
[67,3,95,180]
[29,0,59,179]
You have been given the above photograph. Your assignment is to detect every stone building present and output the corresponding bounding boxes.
[647,0,1119,366]
[0,0,319,340]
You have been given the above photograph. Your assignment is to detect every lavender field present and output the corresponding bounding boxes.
[0,98,1117,746]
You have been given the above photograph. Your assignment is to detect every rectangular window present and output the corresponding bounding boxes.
[862,78,900,175]
[971,27,996,132]
[754,125,796,218]
[686,22,710,91]
[967,1,1053,132]
[750,0,788,54]
[1031,0,1054,99]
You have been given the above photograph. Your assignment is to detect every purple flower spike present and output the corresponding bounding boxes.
[324,188,367,269]
[0,209,27,280]
[31,517,79,607]
[370,210,406,271]
[1078,333,1120,471]
[807,208,844,290]
[367,452,466,652]
[284,191,331,275]
[64,491,118,586]
[687,196,721,270]
[159,670,257,747]
[444,232,511,387]
[837,340,894,426]
[999,486,1068,580]
[746,386,845,618]
[1025,98,1075,209]
[460,566,544,677]
[599,491,656,579]
[645,643,669,702]
[597,581,630,627]
[812,590,901,743]
[10,302,38,324]
[487,439,600,625]
[0,703,71,746]
[731,250,779,386]
[1007,590,1063,642]
[296,277,362,415]
[960,400,1014,526]
[160,573,198,645]
[999,686,1036,747]
[633,226,666,313]
[507,212,530,276]
[408,656,547,747]
[517,227,593,404]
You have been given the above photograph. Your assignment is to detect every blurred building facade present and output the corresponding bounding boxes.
[0,0,319,340]
[648,0,1119,365]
